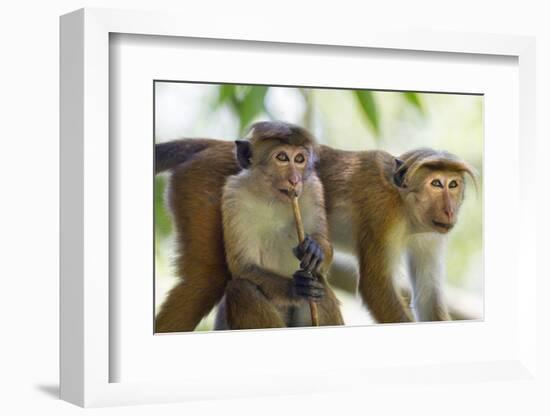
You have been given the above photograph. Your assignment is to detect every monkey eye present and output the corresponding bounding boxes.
[448,180,458,189]
[430,179,443,188]
[294,153,305,164]
[275,152,289,162]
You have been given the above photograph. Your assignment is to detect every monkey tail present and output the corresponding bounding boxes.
[155,139,217,174]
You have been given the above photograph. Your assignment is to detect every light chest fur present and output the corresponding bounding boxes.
[405,231,447,320]
[223,176,320,278]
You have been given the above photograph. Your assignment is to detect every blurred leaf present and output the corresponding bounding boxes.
[236,86,268,133]
[215,85,269,133]
[217,85,236,106]
[354,90,380,136]
[299,88,314,130]
[403,92,424,113]
[155,175,172,238]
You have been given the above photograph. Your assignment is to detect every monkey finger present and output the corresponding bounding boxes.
[304,246,321,272]
[293,285,309,297]
[311,279,325,290]
[310,246,324,272]
[295,286,324,300]
[310,256,322,273]
[294,280,324,292]
[300,249,316,271]
[305,244,323,272]
[293,237,311,260]
[293,274,316,288]
[306,288,325,301]
[294,277,324,291]
[293,269,315,279]
[301,236,313,254]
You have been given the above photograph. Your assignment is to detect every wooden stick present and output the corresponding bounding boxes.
[290,194,320,327]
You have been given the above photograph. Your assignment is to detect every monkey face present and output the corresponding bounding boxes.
[234,122,319,204]
[260,144,312,203]
[408,169,465,234]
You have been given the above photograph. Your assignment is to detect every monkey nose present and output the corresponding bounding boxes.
[444,208,454,221]
[288,176,300,187]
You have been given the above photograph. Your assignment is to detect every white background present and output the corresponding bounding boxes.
[111,34,515,384]
[1,1,548,415]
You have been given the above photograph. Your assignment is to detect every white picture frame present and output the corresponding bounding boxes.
[60,7,537,408]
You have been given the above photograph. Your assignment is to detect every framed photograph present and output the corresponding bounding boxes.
[152,81,484,331]
[60,8,537,407]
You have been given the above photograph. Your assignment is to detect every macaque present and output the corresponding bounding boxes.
[318,147,476,322]
[213,123,343,329]
[155,122,476,332]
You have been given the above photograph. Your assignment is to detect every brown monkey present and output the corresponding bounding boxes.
[318,147,476,322]
[155,125,475,331]
[213,123,343,329]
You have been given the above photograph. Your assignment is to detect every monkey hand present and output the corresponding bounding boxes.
[291,269,325,302]
[292,235,324,273]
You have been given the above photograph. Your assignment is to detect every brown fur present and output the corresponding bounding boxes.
[155,141,236,332]
[155,134,474,331]
[215,125,342,329]
[217,276,343,330]
[318,147,413,322]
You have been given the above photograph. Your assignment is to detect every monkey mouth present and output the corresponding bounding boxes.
[279,189,298,199]
[432,220,454,231]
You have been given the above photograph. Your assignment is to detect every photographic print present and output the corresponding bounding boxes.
[154,81,483,333]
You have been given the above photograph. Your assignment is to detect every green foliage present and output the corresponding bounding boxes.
[238,86,269,131]
[353,90,380,136]
[216,85,269,134]
[403,92,424,113]
[215,85,424,139]
[155,175,172,239]
[354,90,425,137]
[217,84,236,105]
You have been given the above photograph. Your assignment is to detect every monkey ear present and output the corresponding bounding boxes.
[393,158,408,187]
[394,158,404,169]
[235,140,252,169]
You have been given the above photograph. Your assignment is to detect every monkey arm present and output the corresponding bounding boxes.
[235,266,326,305]
[234,265,301,306]
[358,264,413,323]
[357,236,414,323]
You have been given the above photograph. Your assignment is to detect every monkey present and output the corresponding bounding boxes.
[396,150,477,321]
[154,123,476,331]
[212,123,344,329]
[318,147,476,322]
